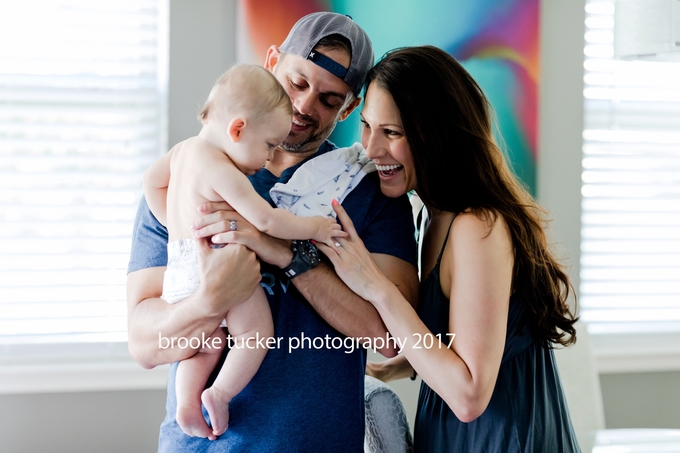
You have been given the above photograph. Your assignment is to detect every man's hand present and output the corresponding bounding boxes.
[194,238,262,318]
[192,201,294,268]
[126,236,261,369]
[366,355,414,383]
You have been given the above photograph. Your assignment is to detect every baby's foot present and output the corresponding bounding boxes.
[201,387,230,437]
[176,402,216,441]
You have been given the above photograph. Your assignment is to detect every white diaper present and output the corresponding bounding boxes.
[162,238,200,304]
[162,238,226,327]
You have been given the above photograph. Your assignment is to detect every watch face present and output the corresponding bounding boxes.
[285,240,320,278]
[300,240,320,264]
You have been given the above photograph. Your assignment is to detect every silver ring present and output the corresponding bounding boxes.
[334,241,341,248]
[230,220,237,231]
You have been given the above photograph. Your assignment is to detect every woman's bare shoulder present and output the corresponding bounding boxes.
[450,210,510,242]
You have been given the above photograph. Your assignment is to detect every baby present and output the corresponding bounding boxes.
[143,64,345,440]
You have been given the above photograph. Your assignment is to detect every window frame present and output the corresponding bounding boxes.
[578,0,680,374]
[0,0,170,393]
[0,0,243,395]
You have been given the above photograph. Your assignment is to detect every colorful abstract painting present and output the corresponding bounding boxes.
[238,0,539,193]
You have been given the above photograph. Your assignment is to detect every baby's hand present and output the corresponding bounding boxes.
[312,216,348,243]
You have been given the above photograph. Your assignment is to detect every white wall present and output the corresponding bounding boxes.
[168,0,236,148]
[537,0,585,293]
[0,390,166,453]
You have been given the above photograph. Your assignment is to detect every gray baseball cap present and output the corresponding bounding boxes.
[279,12,374,96]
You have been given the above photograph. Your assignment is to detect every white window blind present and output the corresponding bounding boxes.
[0,1,167,349]
[581,0,680,335]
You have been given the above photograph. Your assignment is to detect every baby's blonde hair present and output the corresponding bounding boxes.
[198,64,292,124]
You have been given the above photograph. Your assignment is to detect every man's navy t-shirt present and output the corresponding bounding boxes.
[128,141,417,452]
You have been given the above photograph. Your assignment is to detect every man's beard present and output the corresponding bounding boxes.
[281,130,324,153]
[280,112,337,153]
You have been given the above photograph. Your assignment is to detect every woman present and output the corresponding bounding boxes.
[319,46,581,452]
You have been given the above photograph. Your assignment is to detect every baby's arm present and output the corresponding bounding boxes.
[142,148,174,226]
[212,163,347,243]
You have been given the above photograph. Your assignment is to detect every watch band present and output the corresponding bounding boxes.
[283,240,320,278]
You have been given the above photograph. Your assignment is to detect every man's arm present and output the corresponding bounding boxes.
[126,198,262,369]
[127,266,213,368]
[292,255,418,358]
[193,207,419,358]
[290,187,420,357]
[191,192,419,358]
[127,241,261,368]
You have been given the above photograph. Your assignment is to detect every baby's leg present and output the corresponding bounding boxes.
[175,328,226,441]
[201,286,274,437]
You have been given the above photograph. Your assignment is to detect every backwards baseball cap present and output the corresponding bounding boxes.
[279,12,374,96]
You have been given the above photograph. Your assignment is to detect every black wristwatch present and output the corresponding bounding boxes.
[283,240,320,278]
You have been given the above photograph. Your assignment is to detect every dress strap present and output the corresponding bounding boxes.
[435,214,458,267]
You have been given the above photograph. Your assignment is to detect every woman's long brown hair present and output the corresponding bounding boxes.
[366,46,577,346]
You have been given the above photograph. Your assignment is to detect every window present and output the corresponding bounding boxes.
[0,0,167,368]
[581,0,680,369]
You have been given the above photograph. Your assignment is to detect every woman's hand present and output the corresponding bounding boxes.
[316,200,393,304]
[366,355,415,383]
[192,201,293,268]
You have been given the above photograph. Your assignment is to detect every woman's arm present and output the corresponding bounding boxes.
[319,204,513,422]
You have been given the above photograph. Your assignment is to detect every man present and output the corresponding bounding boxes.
[127,12,418,452]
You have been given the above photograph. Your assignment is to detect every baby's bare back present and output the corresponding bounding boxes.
[165,137,237,242]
